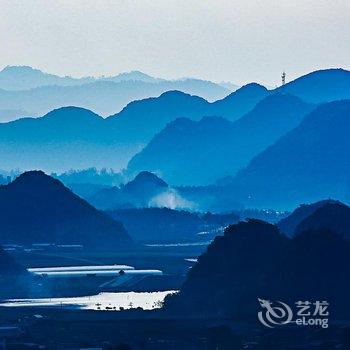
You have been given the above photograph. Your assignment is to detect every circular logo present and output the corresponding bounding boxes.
[258,298,293,328]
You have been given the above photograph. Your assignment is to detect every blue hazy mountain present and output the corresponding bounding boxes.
[277,199,341,237]
[127,94,314,185]
[1,68,349,176]
[211,82,269,121]
[0,65,94,90]
[1,67,350,119]
[98,70,161,84]
[106,91,211,143]
[0,66,231,117]
[232,100,350,209]
[0,106,139,171]
[0,84,269,172]
[164,218,350,321]
[106,83,270,143]
[278,68,350,103]
[89,171,170,210]
[217,81,240,91]
[0,171,132,247]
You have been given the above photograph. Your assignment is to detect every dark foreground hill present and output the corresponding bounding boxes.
[232,100,350,209]
[294,201,350,239]
[277,199,341,236]
[164,219,350,321]
[0,171,132,248]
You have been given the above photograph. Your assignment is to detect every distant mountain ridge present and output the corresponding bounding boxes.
[277,68,350,103]
[0,84,269,172]
[0,67,349,185]
[127,93,314,185]
[0,65,201,89]
[0,106,140,171]
[0,65,95,90]
[0,65,232,117]
[210,83,269,121]
[106,90,211,143]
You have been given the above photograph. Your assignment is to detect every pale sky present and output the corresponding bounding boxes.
[1,0,350,86]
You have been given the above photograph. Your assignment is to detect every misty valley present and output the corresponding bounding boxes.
[0,66,350,349]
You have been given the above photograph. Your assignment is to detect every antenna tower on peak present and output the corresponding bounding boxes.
[281,71,286,86]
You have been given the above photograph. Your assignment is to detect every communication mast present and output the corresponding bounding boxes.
[281,71,286,86]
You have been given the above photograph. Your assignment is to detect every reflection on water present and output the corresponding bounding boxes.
[1,291,177,311]
[146,241,211,247]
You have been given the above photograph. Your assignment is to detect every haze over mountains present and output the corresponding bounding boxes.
[0,65,233,117]
[89,171,192,211]
[0,67,350,210]
[0,84,270,172]
[231,100,350,209]
[127,94,314,185]
[0,106,140,171]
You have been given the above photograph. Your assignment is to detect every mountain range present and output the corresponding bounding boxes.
[127,93,314,185]
[0,65,233,117]
[231,99,350,209]
[0,83,268,172]
[0,68,349,202]
[1,66,345,119]
[0,106,141,171]
[0,171,132,248]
